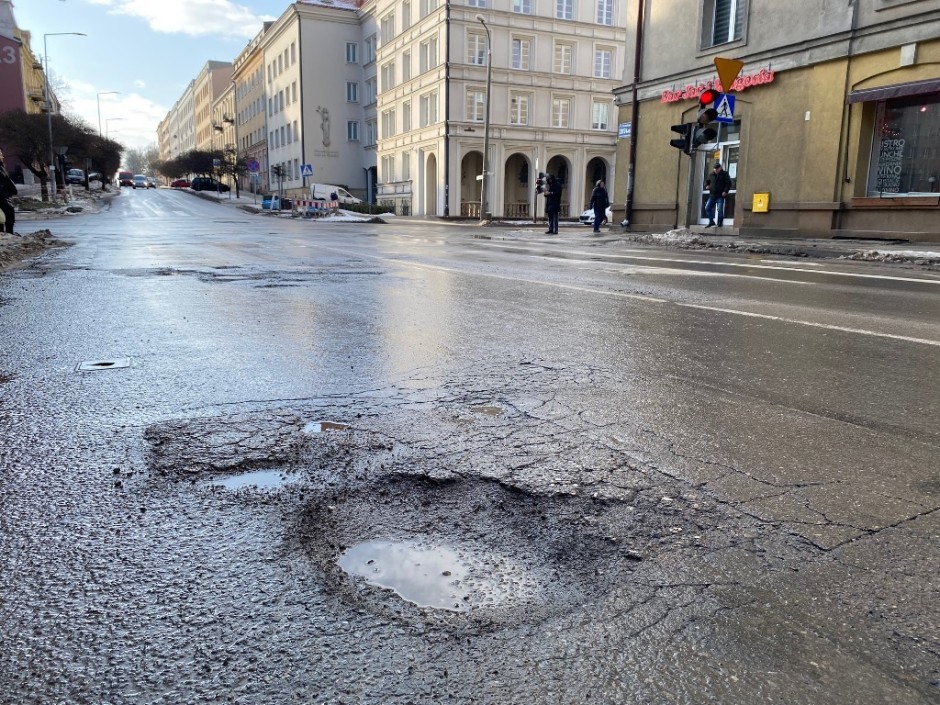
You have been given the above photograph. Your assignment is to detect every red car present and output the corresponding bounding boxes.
[170,179,191,188]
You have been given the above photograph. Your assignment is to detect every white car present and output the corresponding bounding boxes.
[132,174,148,189]
[579,207,613,226]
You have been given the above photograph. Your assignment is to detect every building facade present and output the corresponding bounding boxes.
[233,25,271,194]
[614,0,940,241]
[194,61,234,153]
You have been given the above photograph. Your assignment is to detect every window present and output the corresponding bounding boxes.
[512,38,530,71]
[591,101,610,130]
[402,1,412,29]
[366,78,377,104]
[347,82,359,102]
[554,43,573,74]
[702,0,744,48]
[402,151,411,181]
[420,0,438,17]
[420,37,438,72]
[366,119,377,146]
[468,33,486,66]
[381,62,395,92]
[365,34,377,63]
[382,155,396,183]
[347,121,360,141]
[556,0,573,20]
[510,93,529,125]
[594,48,612,79]
[467,89,485,122]
[552,97,570,128]
[403,100,412,132]
[291,82,297,103]
[866,93,940,197]
[420,91,438,126]
[290,43,295,65]
[278,55,283,74]
[513,0,531,13]
[596,0,613,24]
[346,42,358,63]
[468,0,488,6]
[381,13,395,44]
[382,109,396,138]
[402,51,412,82]
[293,121,298,141]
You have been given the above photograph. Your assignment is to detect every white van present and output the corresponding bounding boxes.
[309,183,362,205]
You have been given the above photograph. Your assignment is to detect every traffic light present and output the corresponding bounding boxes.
[535,172,545,194]
[669,123,692,153]
[691,88,720,150]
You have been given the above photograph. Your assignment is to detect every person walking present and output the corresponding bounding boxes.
[543,174,561,234]
[589,179,609,234]
[0,149,17,235]
[704,162,732,228]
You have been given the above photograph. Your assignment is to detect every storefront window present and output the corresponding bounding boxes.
[867,93,940,196]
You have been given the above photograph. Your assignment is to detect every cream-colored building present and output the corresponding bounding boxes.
[233,25,271,193]
[370,0,625,217]
[194,61,233,152]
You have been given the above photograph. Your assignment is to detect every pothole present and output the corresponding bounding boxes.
[204,469,300,491]
[76,358,131,371]
[470,405,503,416]
[303,420,350,434]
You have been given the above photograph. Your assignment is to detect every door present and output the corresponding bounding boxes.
[697,122,740,225]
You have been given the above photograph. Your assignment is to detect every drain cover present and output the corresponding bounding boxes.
[76,358,131,372]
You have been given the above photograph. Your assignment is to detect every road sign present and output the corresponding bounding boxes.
[300,164,313,177]
[247,159,260,173]
[714,57,744,92]
[212,158,221,168]
[714,93,736,124]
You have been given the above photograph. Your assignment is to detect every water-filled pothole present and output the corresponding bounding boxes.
[337,538,537,612]
[205,469,299,491]
[303,420,350,434]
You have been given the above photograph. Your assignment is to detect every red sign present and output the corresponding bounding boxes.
[661,68,775,103]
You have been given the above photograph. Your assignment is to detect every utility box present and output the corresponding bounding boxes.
[752,192,770,213]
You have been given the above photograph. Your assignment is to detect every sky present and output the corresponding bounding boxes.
[12,0,282,152]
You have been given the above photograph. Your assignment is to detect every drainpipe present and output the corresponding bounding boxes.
[298,9,306,199]
[623,0,646,227]
[443,2,451,217]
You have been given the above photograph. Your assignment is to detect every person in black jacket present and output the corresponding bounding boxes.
[589,179,609,233]
[543,174,561,234]
[0,149,17,235]
[704,162,732,228]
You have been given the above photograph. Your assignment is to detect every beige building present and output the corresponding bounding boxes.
[369,0,625,217]
[614,0,940,241]
[233,24,271,193]
[194,60,233,152]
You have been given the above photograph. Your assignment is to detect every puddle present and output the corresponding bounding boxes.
[470,405,503,416]
[206,470,298,491]
[338,539,534,613]
[303,421,350,434]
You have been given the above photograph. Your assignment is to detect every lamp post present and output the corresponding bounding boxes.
[97,91,120,136]
[105,118,124,139]
[475,14,492,222]
[43,32,86,199]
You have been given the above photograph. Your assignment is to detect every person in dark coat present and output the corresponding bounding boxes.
[543,174,562,234]
[704,162,732,228]
[589,179,609,233]
[0,149,17,235]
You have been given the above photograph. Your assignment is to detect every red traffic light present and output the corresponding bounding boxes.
[698,89,720,106]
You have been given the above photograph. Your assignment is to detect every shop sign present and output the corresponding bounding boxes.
[661,68,775,103]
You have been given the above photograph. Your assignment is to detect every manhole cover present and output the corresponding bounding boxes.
[76,358,131,371]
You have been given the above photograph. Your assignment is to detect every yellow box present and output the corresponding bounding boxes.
[752,192,770,213]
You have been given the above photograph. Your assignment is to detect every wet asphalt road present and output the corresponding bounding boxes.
[1,188,938,704]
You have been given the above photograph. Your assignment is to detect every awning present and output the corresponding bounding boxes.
[847,78,940,104]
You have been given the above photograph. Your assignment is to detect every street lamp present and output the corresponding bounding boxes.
[43,32,86,199]
[105,118,124,138]
[475,14,492,221]
[97,91,120,136]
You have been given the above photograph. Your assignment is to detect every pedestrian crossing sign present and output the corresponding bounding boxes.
[300,164,313,177]
[715,93,735,124]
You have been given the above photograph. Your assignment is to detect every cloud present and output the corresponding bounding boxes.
[133,80,146,89]
[87,0,276,39]
[65,82,168,151]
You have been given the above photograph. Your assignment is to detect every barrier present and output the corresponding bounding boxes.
[293,199,339,217]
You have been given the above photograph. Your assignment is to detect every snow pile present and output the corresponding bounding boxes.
[842,250,940,266]
[0,230,67,271]
[628,228,712,248]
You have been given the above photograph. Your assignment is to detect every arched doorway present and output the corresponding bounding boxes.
[460,151,483,217]
[545,156,573,217]
[503,153,531,218]
[425,153,438,216]
[584,157,608,209]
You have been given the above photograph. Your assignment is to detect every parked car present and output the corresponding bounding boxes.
[66,168,85,184]
[579,207,613,227]
[190,177,230,192]
[88,172,102,182]
[261,194,292,210]
[170,178,191,188]
[308,183,361,205]
[132,174,148,189]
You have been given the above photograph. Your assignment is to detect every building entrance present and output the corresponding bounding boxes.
[697,121,740,226]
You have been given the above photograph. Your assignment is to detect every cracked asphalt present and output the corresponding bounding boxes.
[0,190,938,704]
